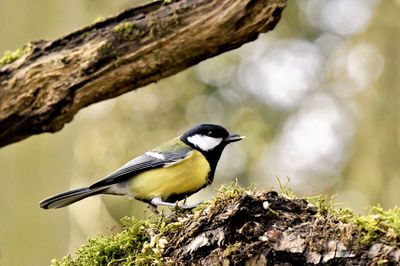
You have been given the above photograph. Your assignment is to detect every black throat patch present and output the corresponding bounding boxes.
[181,136,226,184]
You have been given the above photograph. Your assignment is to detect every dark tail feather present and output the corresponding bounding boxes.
[39,187,107,209]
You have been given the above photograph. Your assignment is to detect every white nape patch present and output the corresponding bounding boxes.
[145,151,166,160]
[187,134,222,151]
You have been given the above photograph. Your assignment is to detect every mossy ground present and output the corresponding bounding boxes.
[278,177,400,247]
[51,182,400,265]
[50,183,252,266]
[305,195,400,247]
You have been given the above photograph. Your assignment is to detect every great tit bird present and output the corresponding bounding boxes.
[39,124,244,210]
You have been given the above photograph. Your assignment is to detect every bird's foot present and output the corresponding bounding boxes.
[176,201,203,210]
[150,197,203,212]
[147,204,159,215]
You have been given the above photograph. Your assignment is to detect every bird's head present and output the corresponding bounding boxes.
[180,124,244,153]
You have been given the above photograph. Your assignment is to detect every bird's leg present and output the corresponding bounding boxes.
[150,197,177,208]
[150,197,202,210]
[147,203,159,215]
[181,196,204,209]
[179,201,203,209]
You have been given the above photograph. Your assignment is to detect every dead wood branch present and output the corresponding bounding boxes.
[0,0,286,147]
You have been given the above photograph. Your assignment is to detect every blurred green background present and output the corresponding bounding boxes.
[1,0,399,265]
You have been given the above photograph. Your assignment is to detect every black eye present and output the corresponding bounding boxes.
[207,131,212,136]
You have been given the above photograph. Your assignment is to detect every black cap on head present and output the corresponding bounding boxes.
[181,124,230,140]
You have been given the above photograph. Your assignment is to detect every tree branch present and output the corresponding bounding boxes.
[0,0,286,147]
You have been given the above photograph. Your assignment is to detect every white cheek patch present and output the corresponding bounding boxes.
[145,151,166,160]
[187,134,223,151]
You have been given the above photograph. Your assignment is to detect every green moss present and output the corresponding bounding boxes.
[279,179,400,247]
[306,194,400,246]
[194,180,256,212]
[277,176,296,199]
[98,42,113,55]
[50,183,400,265]
[113,21,144,41]
[0,43,32,67]
[113,21,134,39]
[52,217,166,266]
[94,16,105,23]
[224,242,242,257]
[378,259,389,265]
[340,205,400,246]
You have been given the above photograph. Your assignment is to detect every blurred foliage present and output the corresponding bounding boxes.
[0,0,399,265]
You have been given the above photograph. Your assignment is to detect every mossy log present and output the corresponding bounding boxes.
[54,186,400,265]
[0,0,286,148]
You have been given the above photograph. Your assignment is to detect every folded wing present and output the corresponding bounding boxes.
[89,143,192,189]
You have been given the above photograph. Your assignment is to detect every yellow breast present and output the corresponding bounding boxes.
[128,150,210,201]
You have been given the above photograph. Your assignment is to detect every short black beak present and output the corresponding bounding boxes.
[224,134,245,143]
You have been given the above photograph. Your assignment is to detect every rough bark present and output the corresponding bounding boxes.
[164,192,400,265]
[0,0,286,147]
[49,187,399,265]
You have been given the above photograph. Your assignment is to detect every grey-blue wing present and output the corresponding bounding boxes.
[89,145,192,189]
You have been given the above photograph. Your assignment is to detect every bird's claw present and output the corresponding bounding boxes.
[147,204,159,215]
